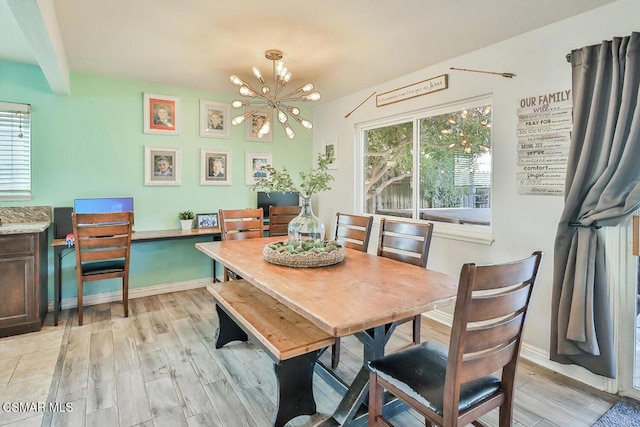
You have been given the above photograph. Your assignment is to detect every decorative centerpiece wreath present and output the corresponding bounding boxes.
[253,154,341,268]
[263,240,344,268]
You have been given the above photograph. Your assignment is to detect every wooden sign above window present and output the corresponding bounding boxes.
[376,74,448,107]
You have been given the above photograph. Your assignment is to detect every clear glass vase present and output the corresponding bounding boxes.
[288,196,325,243]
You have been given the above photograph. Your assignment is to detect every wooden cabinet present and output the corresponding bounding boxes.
[0,231,48,337]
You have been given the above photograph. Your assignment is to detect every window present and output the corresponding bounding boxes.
[361,98,492,231]
[0,102,31,200]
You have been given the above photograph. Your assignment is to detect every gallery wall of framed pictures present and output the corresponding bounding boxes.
[141,93,292,188]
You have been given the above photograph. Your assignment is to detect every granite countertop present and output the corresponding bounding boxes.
[0,206,52,235]
[0,221,50,235]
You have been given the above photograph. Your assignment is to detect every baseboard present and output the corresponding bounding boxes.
[48,278,214,311]
[421,311,610,392]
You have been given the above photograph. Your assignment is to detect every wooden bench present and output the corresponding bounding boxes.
[207,280,335,427]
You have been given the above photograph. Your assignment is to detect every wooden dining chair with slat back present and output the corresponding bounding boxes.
[378,217,434,345]
[269,205,301,237]
[368,251,543,427]
[334,212,374,251]
[330,212,374,368]
[218,208,264,281]
[72,211,134,326]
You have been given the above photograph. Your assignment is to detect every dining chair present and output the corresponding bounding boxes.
[330,212,374,369]
[334,212,374,251]
[377,217,434,345]
[368,251,543,427]
[218,208,264,281]
[72,211,134,326]
[268,205,301,237]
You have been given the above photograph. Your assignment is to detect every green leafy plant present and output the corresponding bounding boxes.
[252,154,335,198]
[178,210,195,220]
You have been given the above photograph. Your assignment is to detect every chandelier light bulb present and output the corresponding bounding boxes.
[258,120,271,138]
[232,100,244,108]
[232,115,247,125]
[239,86,257,97]
[262,86,270,95]
[300,83,314,92]
[230,75,244,86]
[300,120,312,129]
[288,106,300,115]
[284,123,295,139]
[305,92,320,101]
[278,110,288,123]
[251,66,263,83]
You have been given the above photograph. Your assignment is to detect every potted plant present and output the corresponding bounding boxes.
[178,210,195,230]
[253,154,334,242]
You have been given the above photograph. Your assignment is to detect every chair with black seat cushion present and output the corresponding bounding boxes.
[218,208,264,281]
[72,211,134,326]
[368,251,543,427]
[377,217,434,345]
[330,212,373,369]
[269,205,301,237]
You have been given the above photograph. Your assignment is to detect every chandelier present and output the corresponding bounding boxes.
[229,49,320,140]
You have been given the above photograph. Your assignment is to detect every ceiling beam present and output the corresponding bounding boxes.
[7,0,70,96]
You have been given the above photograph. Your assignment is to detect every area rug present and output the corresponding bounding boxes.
[592,397,640,426]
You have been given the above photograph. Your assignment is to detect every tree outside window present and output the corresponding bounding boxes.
[362,101,492,225]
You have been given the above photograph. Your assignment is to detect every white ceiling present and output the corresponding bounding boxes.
[0,0,618,101]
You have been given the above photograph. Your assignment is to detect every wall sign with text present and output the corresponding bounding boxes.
[376,75,448,107]
[516,90,572,196]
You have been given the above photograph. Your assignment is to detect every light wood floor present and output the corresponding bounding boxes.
[0,288,619,427]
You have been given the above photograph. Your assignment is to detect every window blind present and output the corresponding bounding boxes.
[0,102,31,200]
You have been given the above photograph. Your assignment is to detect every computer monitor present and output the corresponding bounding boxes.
[74,197,134,215]
[257,192,299,221]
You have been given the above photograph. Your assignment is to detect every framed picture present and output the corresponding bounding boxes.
[246,151,273,185]
[144,93,180,135]
[200,100,231,138]
[322,138,338,169]
[196,213,219,229]
[246,110,272,142]
[144,145,181,186]
[201,149,232,186]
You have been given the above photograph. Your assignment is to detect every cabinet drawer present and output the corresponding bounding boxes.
[0,235,35,257]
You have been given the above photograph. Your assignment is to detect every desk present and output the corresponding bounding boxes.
[196,237,458,425]
[52,227,221,326]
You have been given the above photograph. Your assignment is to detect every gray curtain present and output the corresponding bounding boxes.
[551,32,640,378]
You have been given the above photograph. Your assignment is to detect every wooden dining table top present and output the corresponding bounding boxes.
[196,237,458,338]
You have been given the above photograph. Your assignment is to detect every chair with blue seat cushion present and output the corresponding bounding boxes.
[72,211,133,326]
[368,251,543,427]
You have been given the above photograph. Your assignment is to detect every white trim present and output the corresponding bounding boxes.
[7,0,70,95]
[355,94,495,245]
[48,278,212,311]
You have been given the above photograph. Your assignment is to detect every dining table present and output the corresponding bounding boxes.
[196,237,458,426]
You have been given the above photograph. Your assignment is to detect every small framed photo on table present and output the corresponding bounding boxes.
[200,100,230,138]
[246,151,272,185]
[196,213,219,229]
[201,149,231,186]
[144,93,180,135]
[144,145,181,186]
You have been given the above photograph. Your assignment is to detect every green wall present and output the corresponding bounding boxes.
[0,60,313,299]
